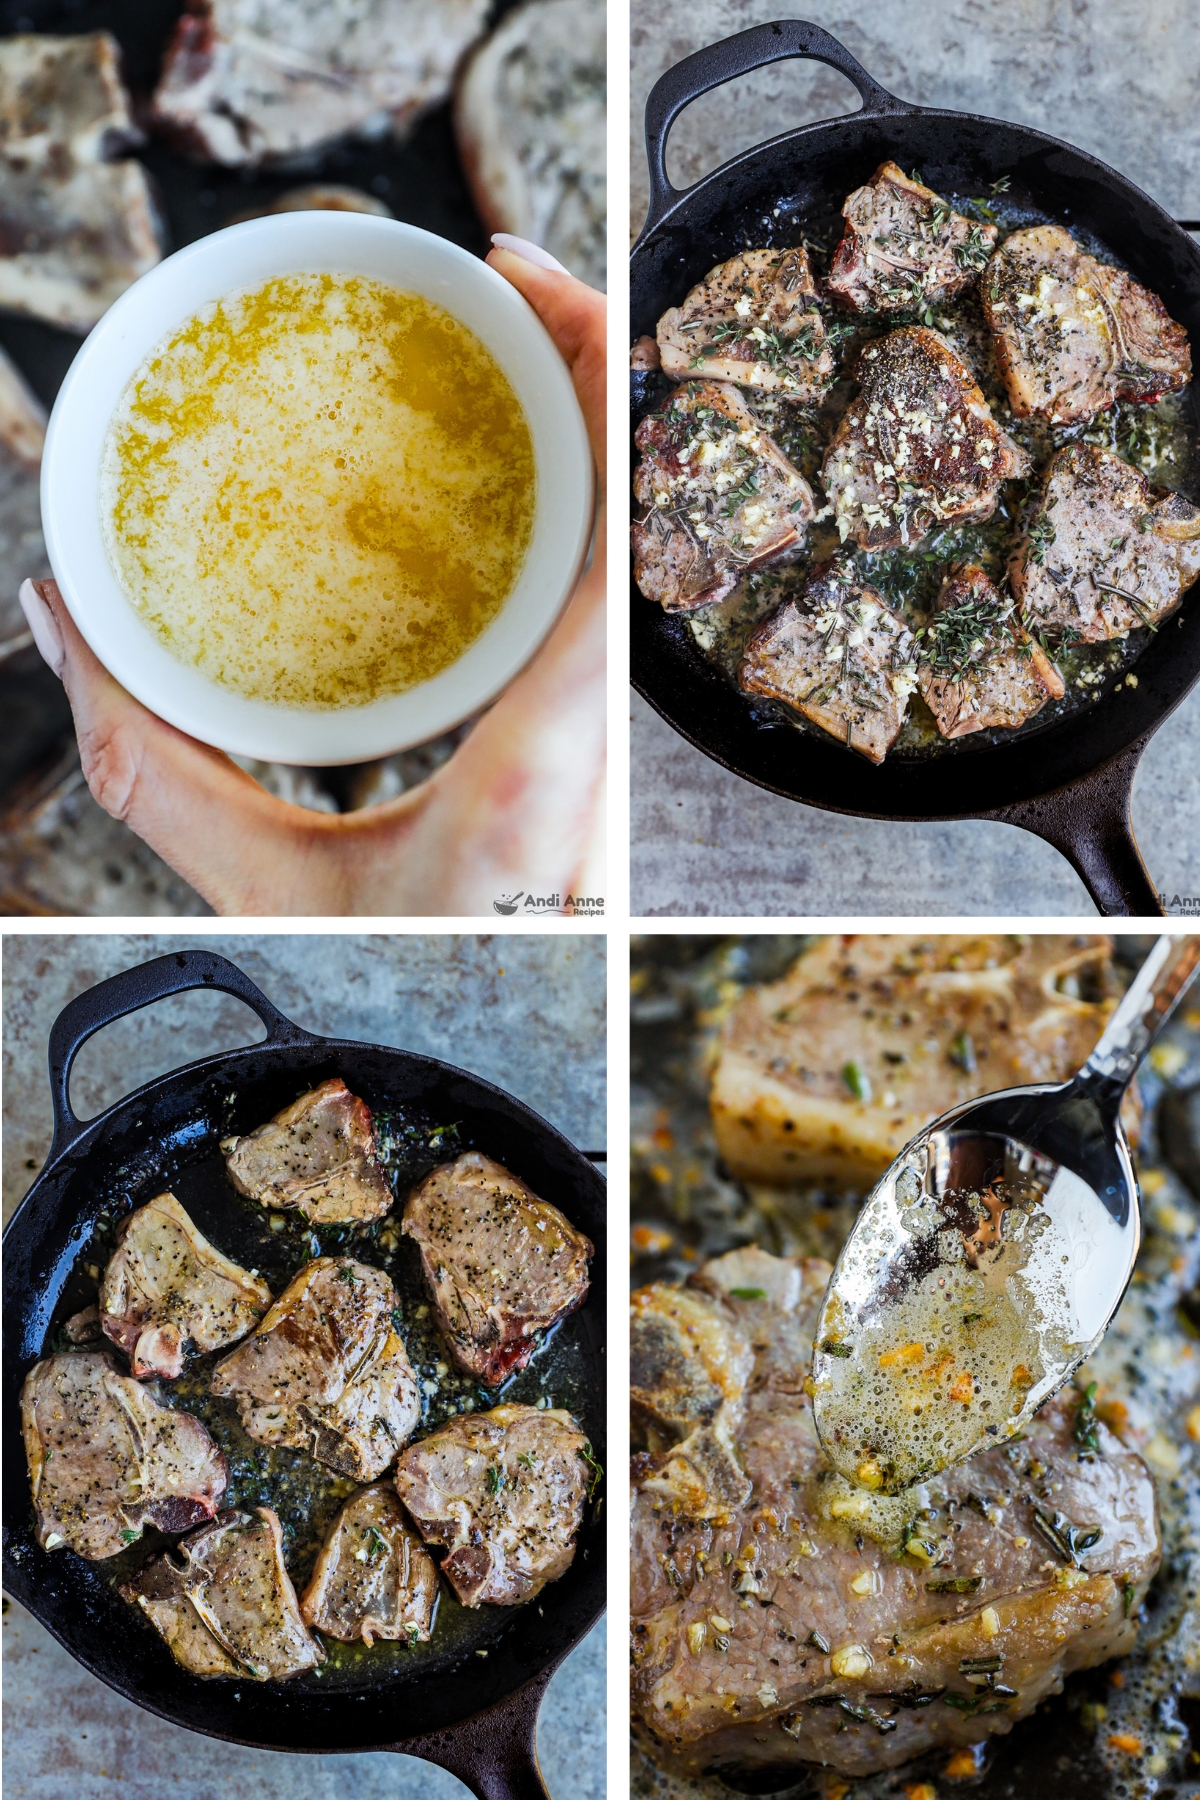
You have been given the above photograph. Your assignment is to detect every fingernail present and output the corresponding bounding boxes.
[18,578,65,678]
[491,233,569,274]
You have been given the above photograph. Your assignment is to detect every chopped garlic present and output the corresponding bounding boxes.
[981,1606,1000,1638]
[830,1643,873,1679]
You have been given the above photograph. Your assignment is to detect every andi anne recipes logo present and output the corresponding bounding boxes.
[493,891,604,917]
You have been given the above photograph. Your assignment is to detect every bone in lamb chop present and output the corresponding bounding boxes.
[1011,443,1200,643]
[21,1351,228,1559]
[822,326,1030,550]
[122,1506,324,1680]
[222,1078,393,1226]
[300,1481,438,1645]
[0,32,163,330]
[826,161,997,315]
[656,248,835,396]
[982,224,1192,426]
[738,557,918,764]
[633,380,814,612]
[151,0,490,168]
[91,1191,272,1380]
[916,562,1065,739]
[709,934,1130,1188]
[631,1247,1160,1783]
[210,1257,420,1481]
[395,1403,590,1605]
[402,1151,593,1385]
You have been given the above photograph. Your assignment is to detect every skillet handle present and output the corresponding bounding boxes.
[47,950,314,1160]
[986,739,1165,918]
[397,1671,552,1800]
[640,18,915,241]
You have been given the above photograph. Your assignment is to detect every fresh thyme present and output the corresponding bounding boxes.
[486,1466,506,1496]
[1026,513,1056,565]
[580,1442,604,1500]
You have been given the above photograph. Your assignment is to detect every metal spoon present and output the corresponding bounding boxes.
[812,934,1200,1495]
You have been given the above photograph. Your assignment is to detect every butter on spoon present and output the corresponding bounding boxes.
[812,934,1200,1495]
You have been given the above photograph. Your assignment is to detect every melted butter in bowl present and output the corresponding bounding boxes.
[100,273,536,710]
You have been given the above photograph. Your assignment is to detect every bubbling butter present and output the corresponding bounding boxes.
[100,273,536,709]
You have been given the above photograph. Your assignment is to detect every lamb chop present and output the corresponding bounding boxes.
[710,934,1127,1187]
[1010,443,1200,642]
[222,1078,393,1226]
[633,381,814,612]
[300,1481,438,1645]
[631,1248,1160,1783]
[822,326,1030,550]
[210,1257,420,1481]
[656,248,834,397]
[982,224,1191,425]
[21,1351,227,1559]
[739,558,918,764]
[826,161,997,315]
[916,562,1064,739]
[152,0,490,168]
[98,1191,273,1379]
[394,1403,589,1605]
[402,1151,593,1385]
[0,33,163,331]
[122,1506,324,1681]
[631,1281,753,1525]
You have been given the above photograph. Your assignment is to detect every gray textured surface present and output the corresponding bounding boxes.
[629,0,1200,918]
[1,932,606,1799]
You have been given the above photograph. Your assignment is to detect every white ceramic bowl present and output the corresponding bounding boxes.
[41,213,594,765]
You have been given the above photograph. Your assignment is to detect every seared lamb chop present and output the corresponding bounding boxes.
[122,1506,324,1680]
[222,1078,393,1226]
[631,1281,753,1524]
[711,934,1125,1187]
[98,1191,272,1379]
[633,381,814,612]
[210,1257,420,1481]
[395,1403,589,1605]
[631,1248,1160,1783]
[982,225,1191,425]
[656,248,834,397]
[1011,443,1200,642]
[402,1151,593,1385]
[0,33,163,330]
[822,327,1029,550]
[827,161,997,315]
[917,563,1064,739]
[152,0,490,168]
[739,558,918,764]
[300,1481,438,1645]
[21,1352,227,1559]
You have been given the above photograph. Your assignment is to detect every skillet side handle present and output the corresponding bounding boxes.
[47,949,313,1161]
[986,739,1165,918]
[397,1672,551,1800]
[639,18,915,243]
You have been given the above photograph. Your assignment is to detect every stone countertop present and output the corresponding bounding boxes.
[1,932,606,1800]
[630,0,1200,918]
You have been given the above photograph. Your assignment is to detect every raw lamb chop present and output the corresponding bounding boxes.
[300,1481,438,1644]
[152,0,490,169]
[1011,443,1200,642]
[633,381,814,612]
[21,1351,227,1559]
[822,326,1029,550]
[122,1506,324,1680]
[221,1077,393,1225]
[0,33,163,330]
[656,248,834,396]
[709,934,1125,1187]
[827,161,996,314]
[982,224,1191,425]
[395,1403,589,1605]
[916,563,1064,738]
[98,1191,272,1379]
[631,1248,1160,1782]
[739,558,918,764]
[402,1151,593,1384]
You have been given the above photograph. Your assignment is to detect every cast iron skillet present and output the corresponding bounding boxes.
[631,18,1200,917]
[1,950,606,1800]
